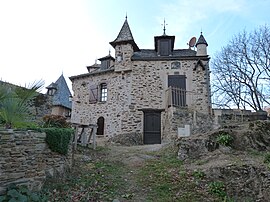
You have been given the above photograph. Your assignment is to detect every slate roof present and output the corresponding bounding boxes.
[196,33,208,47]
[46,82,57,89]
[131,49,196,60]
[98,55,115,61]
[47,74,72,109]
[86,63,100,72]
[110,18,140,51]
[69,68,114,80]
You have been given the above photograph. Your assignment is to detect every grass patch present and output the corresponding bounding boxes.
[41,144,220,201]
[216,132,233,147]
[136,144,215,202]
[41,149,128,201]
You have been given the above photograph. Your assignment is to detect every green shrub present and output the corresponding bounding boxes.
[192,170,205,179]
[44,128,73,155]
[216,132,233,146]
[0,184,47,202]
[264,153,270,164]
[42,115,71,128]
[208,181,226,198]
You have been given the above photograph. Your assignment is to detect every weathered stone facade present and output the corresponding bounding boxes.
[70,18,212,143]
[0,130,72,194]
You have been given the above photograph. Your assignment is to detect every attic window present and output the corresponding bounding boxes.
[101,60,110,70]
[47,88,56,96]
[158,39,171,56]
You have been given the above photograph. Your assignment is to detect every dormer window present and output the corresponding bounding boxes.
[46,82,57,96]
[47,88,56,96]
[154,35,175,57]
[101,60,110,70]
[98,55,115,70]
[159,39,171,56]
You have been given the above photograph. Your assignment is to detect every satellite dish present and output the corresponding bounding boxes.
[188,37,197,49]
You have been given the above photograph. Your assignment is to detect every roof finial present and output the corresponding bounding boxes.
[125,12,127,20]
[109,48,111,56]
[162,18,168,35]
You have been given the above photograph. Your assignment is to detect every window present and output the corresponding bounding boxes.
[168,75,186,107]
[158,39,171,56]
[47,88,56,96]
[100,83,107,102]
[97,117,105,135]
[101,60,110,70]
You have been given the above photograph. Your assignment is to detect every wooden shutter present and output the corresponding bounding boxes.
[89,84,98,103]
[160,41,169,56]
[168,75,186,90]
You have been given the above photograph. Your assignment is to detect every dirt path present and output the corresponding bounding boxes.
[98,143,169,202]
[70,141,173,201]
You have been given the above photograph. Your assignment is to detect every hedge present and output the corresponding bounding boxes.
[44,128,73,155]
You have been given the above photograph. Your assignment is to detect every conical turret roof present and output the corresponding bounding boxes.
[110,18,139,51]
[196,32,208,47]
[51,74,72,109]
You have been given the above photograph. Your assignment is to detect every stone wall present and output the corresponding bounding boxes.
[213,109,268,127]
[163,107,214,139]
[32,94,53,123]
[0,130,72,194]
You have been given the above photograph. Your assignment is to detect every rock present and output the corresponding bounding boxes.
[82,155,92,162]
[109,132,143,146]
[177,121,270,201]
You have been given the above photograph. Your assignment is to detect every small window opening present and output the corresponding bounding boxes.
[100,83,107,102]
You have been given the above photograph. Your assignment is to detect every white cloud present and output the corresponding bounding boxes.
[158,0,247,47]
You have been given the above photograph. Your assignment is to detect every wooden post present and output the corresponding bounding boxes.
[92,125,97,150]
[74,126,79,151]
[81,127,87,147]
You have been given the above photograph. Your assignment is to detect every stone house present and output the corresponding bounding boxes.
[69,18,212,144]
[0,74,72,124]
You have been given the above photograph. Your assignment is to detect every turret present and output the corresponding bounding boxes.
[196,32,208,56]
[109,17,139,72]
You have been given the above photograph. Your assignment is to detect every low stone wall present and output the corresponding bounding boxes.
[108,132,143,146]
[213,109,267,127]
[164,107,214,139]
[0,130,73,194]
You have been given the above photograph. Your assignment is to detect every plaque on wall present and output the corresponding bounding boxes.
[171,61,181,69]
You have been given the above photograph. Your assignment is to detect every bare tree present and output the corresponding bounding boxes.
[212,25,270,111]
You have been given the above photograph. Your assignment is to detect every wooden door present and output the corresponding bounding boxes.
[143,112,161,144]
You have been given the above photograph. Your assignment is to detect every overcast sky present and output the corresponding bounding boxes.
[0,0,269,93]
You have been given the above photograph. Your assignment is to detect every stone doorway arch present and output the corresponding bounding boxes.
[97,116,105,136]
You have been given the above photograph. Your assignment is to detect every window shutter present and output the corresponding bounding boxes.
[160,40,170,56]
[89,84,98,103]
